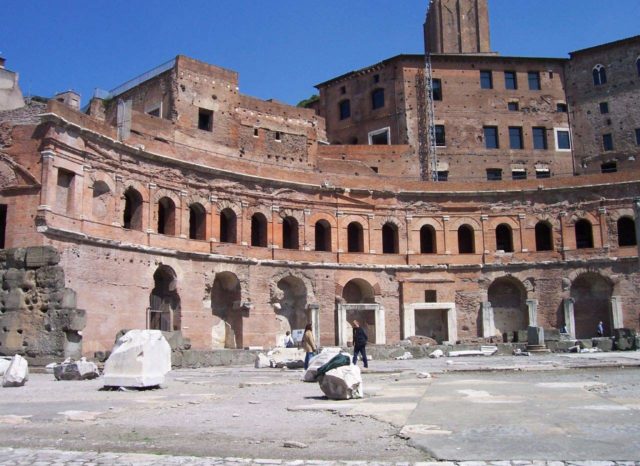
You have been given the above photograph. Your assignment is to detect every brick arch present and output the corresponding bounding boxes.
[216,199,241,216]
[308,211,338,229]
[449,216,481,231]
[608,208,634,222]
[152,188,181,206]
[121,179,149,202]
[246,204,272,219]
[487,216,519,230]
[567,268,619,294]
[90,172,116,193]
[567,211,599,225]
[375,216,405,231]
[279,208,304,223]
[335,277,381,298]
[269,270,317,306]
[412,217,443,231]
[525,214,560,229]
[186,193,210,212]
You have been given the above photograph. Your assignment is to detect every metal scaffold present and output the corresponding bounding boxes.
[425,53,438,181]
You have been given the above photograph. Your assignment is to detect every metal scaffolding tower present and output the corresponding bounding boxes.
[425,53,438,181]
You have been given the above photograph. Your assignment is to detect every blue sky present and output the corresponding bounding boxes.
[1,1,638,107]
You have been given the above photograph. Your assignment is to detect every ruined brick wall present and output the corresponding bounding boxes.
[0,247,85,362]
[0,100,47,148]
[317,145,419,177]
[566,37,640,174]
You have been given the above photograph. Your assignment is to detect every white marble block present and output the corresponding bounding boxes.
[2,354,29,387]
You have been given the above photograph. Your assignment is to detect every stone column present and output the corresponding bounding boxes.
[337,304,347,346]
[598,207,608,249]
[481,301,495,338]
[403,304,416,340]
[241,201,249,246]
[559,212,567,260]
[367,213,375,254]
[303,209,311,251]
[38,150,57,211]
[442,215,450,254]
[610,296,624,329]
[633,198,640,261]
[375,304,386,344]
[518,213,527,252]
[146,183,157,234]
[526,299,538,327]
[480,214,489,258]
[179,191,188,238]
[113,174,124,226]
[563,298,576,339]
[447,304,458,343]
[307,303,320,345]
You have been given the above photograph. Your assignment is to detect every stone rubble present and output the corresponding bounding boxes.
[429,349,444,358]
[302,348,344,382]
[0,356,11,376]
[318,363,363,400]
[53,357,100,381]
[1,354,29,387]
[102,329,171,388]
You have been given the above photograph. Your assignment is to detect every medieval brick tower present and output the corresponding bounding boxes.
[423,0,492,54]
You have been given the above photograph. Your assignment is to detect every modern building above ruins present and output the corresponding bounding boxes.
[0,0,639,361]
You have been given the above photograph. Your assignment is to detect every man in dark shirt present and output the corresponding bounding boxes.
[351,320,369,368]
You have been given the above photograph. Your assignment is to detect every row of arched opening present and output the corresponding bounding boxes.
[123,188,637,252]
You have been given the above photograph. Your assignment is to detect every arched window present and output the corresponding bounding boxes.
[220,208,237,243]
[282,216,299,250]
[188,203,206,240]
[347,222,364,253]
[592,64,607,86]
[535,221,553,251]
[575,219,594,249]
[382,222,399,254]
[420,225,436,254]
[123,187,143,231]
[314,220,331,252]
[617,216,637,247]
[157,197,176,236]
[495,224,514,252]
[251,213,268,247]
[458,225,475,254]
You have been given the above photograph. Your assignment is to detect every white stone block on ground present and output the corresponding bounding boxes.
[54,357,100,381]
[318,364,363,400]
[254,353,270,368]
[267,347,305,368]
[429,349,444,358]
[302,347,343,382]
[0,357,11,376]
[102,329,171,388]
[2,354,29,387]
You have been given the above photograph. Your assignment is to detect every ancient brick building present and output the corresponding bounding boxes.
[0,1,639,359]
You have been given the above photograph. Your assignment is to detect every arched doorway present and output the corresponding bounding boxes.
[495,224,514,252]
[123,187,143,230]
[570,273,612,339]
[189,203,206,240]
[382,222,399,254]
[341,278,377,344]
[211,272,243,349]
[149,265,181,331]
[535,221,553,251]
[347,222,364,252]
[617,216,637,247]
[575,219,594,249]
[488,277,527,340]
[157,197,176,235]
[275,276,308,332]
[420,225,436,254]
[282,217,299,249]
[220,208,237,243]
[458,224,475,253]
[251,213,268,247]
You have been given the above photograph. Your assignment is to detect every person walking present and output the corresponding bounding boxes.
[302,323,317,370]
[351,320,369,369]
[596,321,604,337]
[283,330,294,348]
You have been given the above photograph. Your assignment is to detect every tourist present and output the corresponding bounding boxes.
[351,320,369,369]
[284,330,294,348]
[596,321,604,337]
[302,324,317,369]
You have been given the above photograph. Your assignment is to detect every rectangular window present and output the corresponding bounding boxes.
[555,129,571,151]
[512,170,527,180]
[437,170,449,181]
[508,102,519,111]
[275,131,282,141]
[487,168,502,181]
[556,103,568,113]
[505,71,517,90]
[480,70,493,89]
[435,125,446,146]
[601,162,617,173]
[369,127,390,145]
[56,168,75,213]
[432,79,442,101]
[635,128,640,145]
[536,169,550,179]
[532,127,548,150]
[424,290,437,303]
[509,126,523,149]
[599,102,609,114]
[528,71,541,90]
[373,74,380,84]
[484,126,499,149]
[371,88,385,110]
[340,85,346,95]
[339,100,351,120]
[603,133,614,151]
[198,108,213,131]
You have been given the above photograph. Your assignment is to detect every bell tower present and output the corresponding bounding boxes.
[424,0,492,54]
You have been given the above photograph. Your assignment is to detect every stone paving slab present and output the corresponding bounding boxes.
[0,448,639,466]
